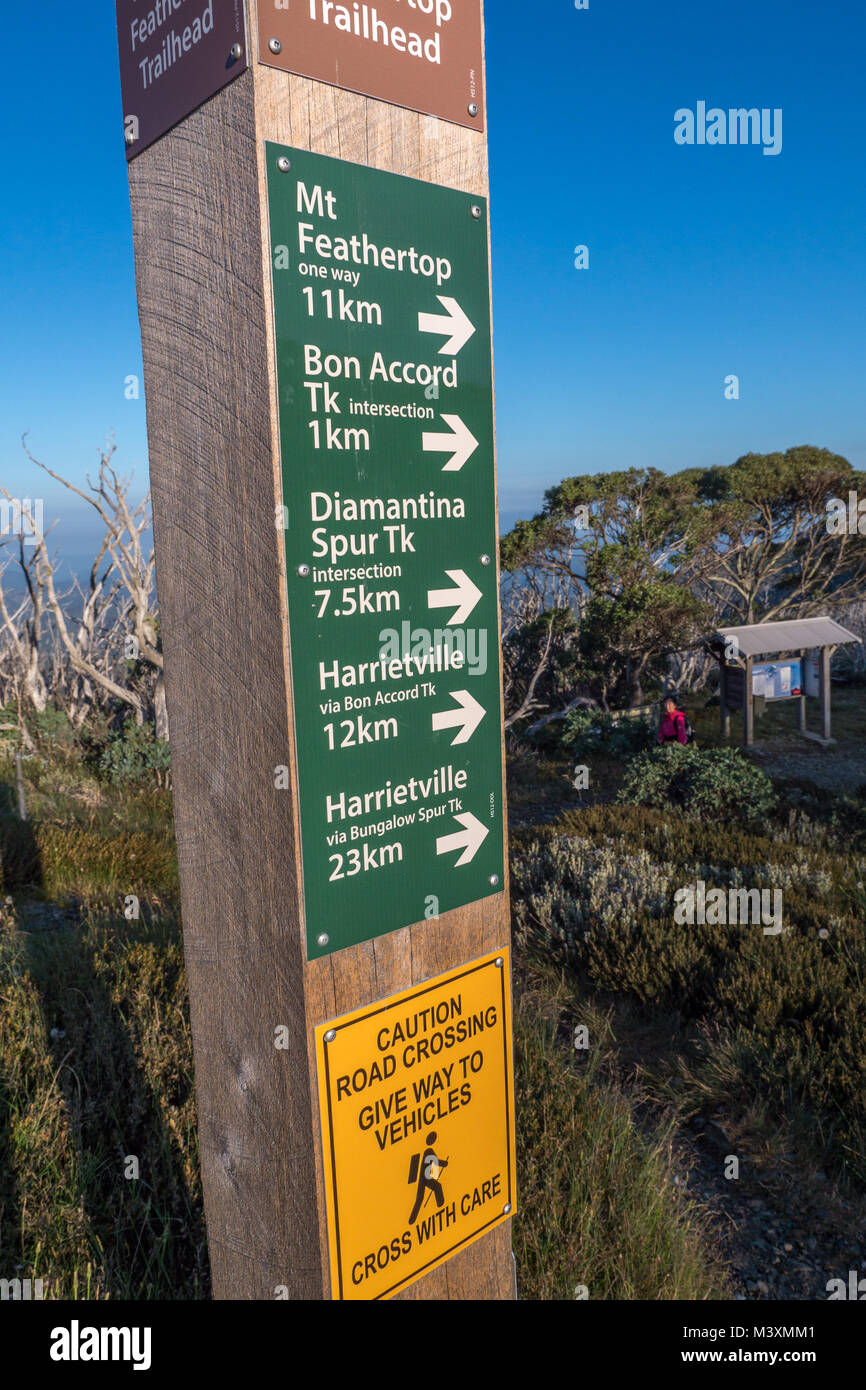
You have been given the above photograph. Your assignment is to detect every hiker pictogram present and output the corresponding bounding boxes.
[408,1131,449,1223]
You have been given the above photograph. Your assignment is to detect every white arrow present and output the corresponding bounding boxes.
[432,690,486,746]
[427,569,483,626]
[418,295,476,355]
[436,812,489,867]
[422,414,480,472]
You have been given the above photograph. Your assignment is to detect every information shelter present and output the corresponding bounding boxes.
[707,616,861,748]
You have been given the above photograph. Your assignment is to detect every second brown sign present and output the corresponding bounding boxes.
[257,0,484,131]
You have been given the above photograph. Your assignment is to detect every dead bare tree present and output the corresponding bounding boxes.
[828,597,866,679]
[0,438,164,735]
[51,556,128,728]
[667,645,714,694]
[0,543,49,713]
[503,613,556,730]
[14,438,161,729]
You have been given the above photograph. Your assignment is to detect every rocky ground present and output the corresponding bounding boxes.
[749,736,866,794]
[668,1113,866,1301]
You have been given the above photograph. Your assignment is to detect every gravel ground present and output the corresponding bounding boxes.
[748,737,866,794]
[668,1113,866,1301]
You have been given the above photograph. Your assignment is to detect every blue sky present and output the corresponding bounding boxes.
[1,0,864,562]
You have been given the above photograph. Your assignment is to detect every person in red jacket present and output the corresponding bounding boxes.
[658,695,689,745]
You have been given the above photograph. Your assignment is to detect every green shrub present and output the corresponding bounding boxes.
[96,717,171,788]
[509,809,866,1184]
[830,793,866,850]
[29,706,79,750]
[560,708,657,760]
[617,744,776,825]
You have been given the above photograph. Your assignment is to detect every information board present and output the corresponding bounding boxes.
[753,659,803,700]
[315,949,516,1299]
[267,143,504,959]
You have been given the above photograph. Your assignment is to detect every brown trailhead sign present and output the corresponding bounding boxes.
[257,0,484,131]
[116,0,248,159]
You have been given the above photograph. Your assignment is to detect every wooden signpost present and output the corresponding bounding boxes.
[116,0,515,1299]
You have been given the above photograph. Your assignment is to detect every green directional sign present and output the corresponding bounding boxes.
[266,143,504,961]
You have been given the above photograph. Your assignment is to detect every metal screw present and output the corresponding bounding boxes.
[324,1028,336,1043]
[277,156,292,174]
[468,102,479,117]
[480,553,491,566]
[297,564,310,577]
[230,42,243,61]
[503,1203,512,1215]
[318,933,330,948]
[470,204,483,220]
[489,874,500,887]
[495,957,504,968]
[269,37,283,54]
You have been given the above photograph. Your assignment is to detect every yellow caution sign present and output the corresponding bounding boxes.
[315,948,516,1300]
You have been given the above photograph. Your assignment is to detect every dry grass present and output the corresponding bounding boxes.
[0,717,740,1300]
[513,957,729,1300]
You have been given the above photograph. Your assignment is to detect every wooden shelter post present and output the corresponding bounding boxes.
[798,650,807,734]
[744,655,755,747]
[719,659,731,739]
[820,646,833,742]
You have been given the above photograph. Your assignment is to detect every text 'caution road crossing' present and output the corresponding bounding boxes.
[315,949,516,1300]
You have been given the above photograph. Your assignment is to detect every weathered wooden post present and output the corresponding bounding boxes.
[820,645,832,742]
[719,659,730,740]
[798,650,807,734]
[744,654,754,747]
[115,0,515,1300]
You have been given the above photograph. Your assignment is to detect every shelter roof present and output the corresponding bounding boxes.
[709,616,861,657]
